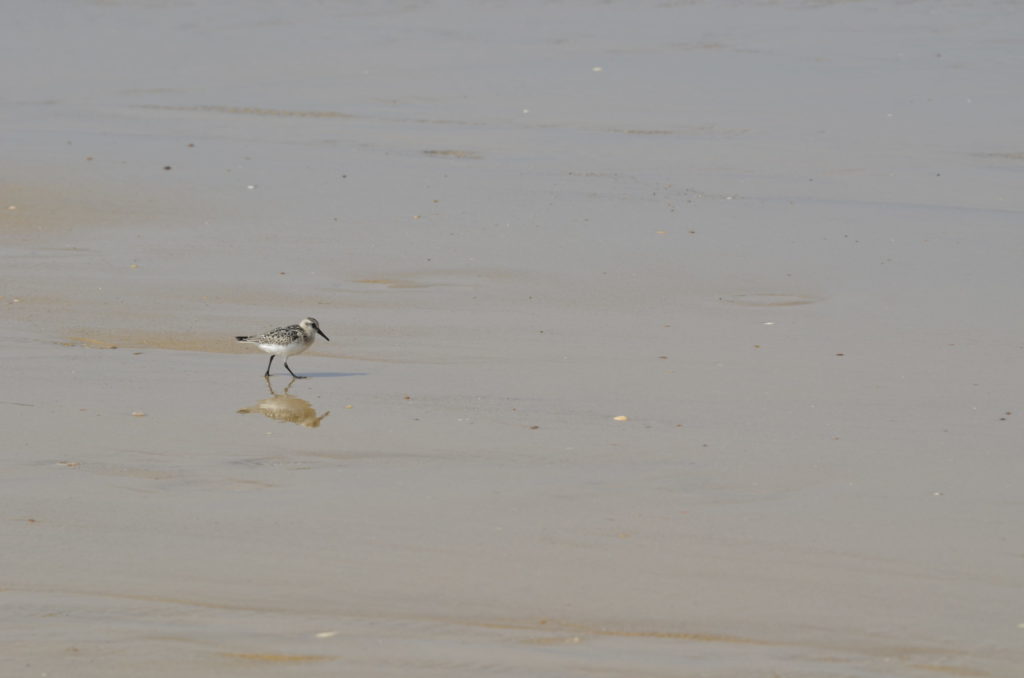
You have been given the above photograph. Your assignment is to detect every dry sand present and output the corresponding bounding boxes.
[2,1,1023,676]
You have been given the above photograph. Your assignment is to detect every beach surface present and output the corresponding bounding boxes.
[2,1,1023,676]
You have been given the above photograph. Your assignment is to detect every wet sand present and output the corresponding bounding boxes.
[2,1,1023,676]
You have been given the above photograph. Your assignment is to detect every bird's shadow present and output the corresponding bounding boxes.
[267,372,368,379]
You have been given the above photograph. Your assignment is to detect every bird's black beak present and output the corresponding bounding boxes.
[317,328,330,341]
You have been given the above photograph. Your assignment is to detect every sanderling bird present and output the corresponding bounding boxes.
[236,317,329,379]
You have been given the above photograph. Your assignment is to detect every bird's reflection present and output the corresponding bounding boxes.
[237,377,330,428]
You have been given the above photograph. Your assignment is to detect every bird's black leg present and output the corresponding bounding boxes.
[284,359,306,379]
[265,355,275,377]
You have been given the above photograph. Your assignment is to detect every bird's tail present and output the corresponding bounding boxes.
[236,336,252,342]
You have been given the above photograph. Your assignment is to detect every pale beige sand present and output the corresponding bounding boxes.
[3,1,1023,676]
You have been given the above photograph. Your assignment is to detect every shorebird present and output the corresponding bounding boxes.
[236,317,329,378]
